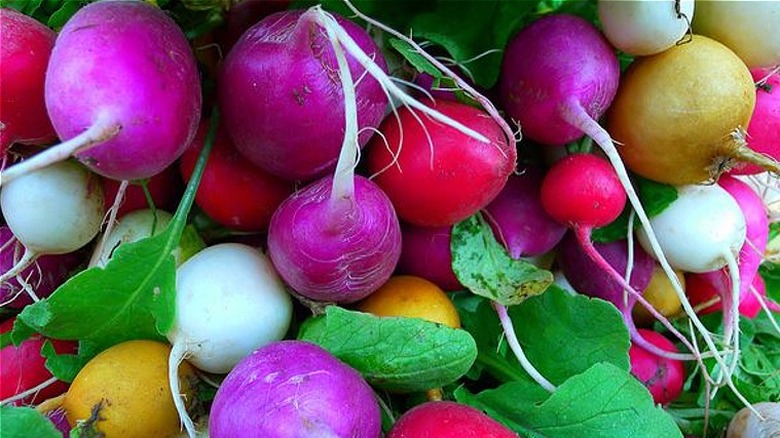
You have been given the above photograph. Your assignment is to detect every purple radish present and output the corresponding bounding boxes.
[1,1,201,184]
[0,226,84,307]
[483,166,567,258]
[499,14,715,366]
[396,223,462,291]
[209,340,381,438]
[219,9,388,182]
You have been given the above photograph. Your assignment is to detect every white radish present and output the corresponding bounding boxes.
[0,160,104,287]
[693,0,780,68]
[598,0,695,56]
[167,243,293,438]
[727,402,780,437]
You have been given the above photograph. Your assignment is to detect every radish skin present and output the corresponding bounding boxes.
[598,0,695,56]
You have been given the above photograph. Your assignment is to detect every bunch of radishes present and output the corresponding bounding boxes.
[2,0,780,436]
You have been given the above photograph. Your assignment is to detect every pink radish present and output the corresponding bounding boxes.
[0,1,201,185]
[629,328,686,406]
[729,69,780,175]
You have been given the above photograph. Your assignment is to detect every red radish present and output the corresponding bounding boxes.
[396,223,462,291]
[209,340,381,438]
[0,318,77,405]
[366,100,515,227]
[688,274,780,320]
[0,9,57,155]
[179,121,293,232]
[0,1,201,185]
[629,328,686,406]
[219,9,388,182]
[0,226,84,308]
[484,166,567,258]
[102,165,183,217]
[729,69,780,175]
[387,400,517,438]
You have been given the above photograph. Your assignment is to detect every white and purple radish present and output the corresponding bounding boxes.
[541,154,702,362]
[167,243,293,438]
[0,160,104,296]
[0,9,57,157]
[218,9,388,182]
[0,226,84,307]
[684,175,768,349]
[598,0,694,56]
[396,224,462,292]
[483,166,567,259]
[209,340,381,438]
[693,1,780,68]
[729,69,780,176]
[0,0,201,185]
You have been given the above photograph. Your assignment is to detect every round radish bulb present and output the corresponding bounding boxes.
[729,69,780,175]
[0,318,77,405]
[179,121,293,232]
[209,340,381,438]
[0,9,57,153]
[484,166,566,258]
[366,100,515,227]
[598,0,695,56]
[687,273,771,319]
[44,0,201,181]
[1,226,84,308]
[219,9,388,182]
[727,402,780,438]
[629,329,685,405]
[102,164,183,217]
[396,223,462,291]
[387,400,517,438]
[268,175,402,303]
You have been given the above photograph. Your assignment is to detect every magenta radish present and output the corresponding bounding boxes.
[483,166,567,258]
[218,9,388,182]
[209,340,381,438]
[0,0,201,185]
[629,328,686,406]
[396,223,462,291]
[0,226,84,307]
[387,400,517,438]
[0,9,57,155]
[692,1,780,68]
[167,243,293,437]
[597,0,694,56]
[0,161,105,296]
[729,69,780,176]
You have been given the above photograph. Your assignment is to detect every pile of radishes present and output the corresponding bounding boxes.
[2,0,780,436]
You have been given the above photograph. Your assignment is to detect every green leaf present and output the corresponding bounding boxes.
[0,405,61,438]
[387,38,443,79]
[15,112,220,361]
[451,213,553,306]
[41,340,99,383]
[46,0,86,30]
[455,287,630,385]
[0,0,43,14]
[298,306,477,393]
[456,362,683,438]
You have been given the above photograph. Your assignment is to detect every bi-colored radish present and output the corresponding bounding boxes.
[0,9,57,155]
[209,340,381,438]
[167,243,293,437]
[729,69,780,175]
[1,0,201,184]
[598,0,695,56]
[0,161,104,292]
[693,1,780,68]
[607,35,774,185]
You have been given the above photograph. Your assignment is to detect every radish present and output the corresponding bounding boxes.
[483,166,567,258]
[688,273,780,320]
[607,35,776,185]
[366,100,515,227]
[218,9,388,182]
[0,0,201,184]
[166,243,293,437]
[179,120,293,232]
[633,265,684,327]
[598,0,695,56]
[396,223,462,292]
[730,69,780,176]
[0,9,57,156]
[0,161,104,295]
[387,400,517,438]
[727,402,780,438]
[629,328,686,406]
[0,226,84,307]
[693,1,780,68]
[0,318,77,406]
[209,340,381,438]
